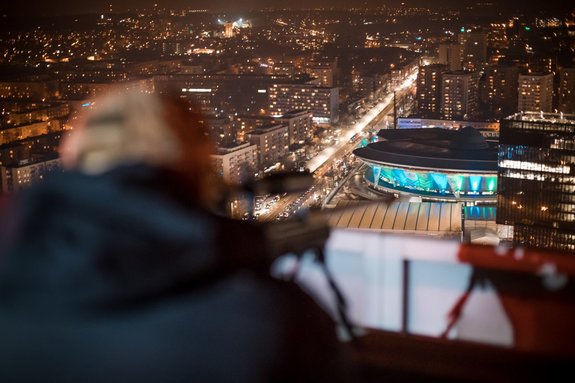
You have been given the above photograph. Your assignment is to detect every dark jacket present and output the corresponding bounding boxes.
[0,165,351,383]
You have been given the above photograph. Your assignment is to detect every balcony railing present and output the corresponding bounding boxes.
[281,228,575,381]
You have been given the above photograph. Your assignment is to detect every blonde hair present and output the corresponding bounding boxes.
[60,89,216,203]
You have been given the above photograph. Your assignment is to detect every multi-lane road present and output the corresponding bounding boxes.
[258,71,418,221]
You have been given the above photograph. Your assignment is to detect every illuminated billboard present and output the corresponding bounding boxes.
[365,164,497,199]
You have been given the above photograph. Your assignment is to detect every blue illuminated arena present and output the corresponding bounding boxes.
[353,127,498,201]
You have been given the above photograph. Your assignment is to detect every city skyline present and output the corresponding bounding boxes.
[0,0,571,16]
[0,0,574,233]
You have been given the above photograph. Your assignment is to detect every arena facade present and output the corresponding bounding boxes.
[353,127,498,202]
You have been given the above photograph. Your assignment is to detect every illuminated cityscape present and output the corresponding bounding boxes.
[0,0,573,225]
[1,0,575,379]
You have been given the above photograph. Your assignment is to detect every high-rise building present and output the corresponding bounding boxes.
[528,55,556,75]
[416,64,447,118]
[268,84,339,124]
[497,112,575,252]
[482,64,519,119]
[486,23,508,50]
[458,30,488,71]
[559,68,575,114]
[211,142,258,184]
[305,63,335,87]
[438,43,462,71]
[277,110,313,146]
[234,110,312,147]
[440,71,480,120]
[518,73,553,113]
[248,123,289,168]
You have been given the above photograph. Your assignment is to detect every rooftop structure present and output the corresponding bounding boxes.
[325,200,462,236]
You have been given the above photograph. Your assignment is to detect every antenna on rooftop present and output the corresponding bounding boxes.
[393,91,397,129]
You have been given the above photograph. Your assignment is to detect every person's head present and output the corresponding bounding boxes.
[60,89,216,204]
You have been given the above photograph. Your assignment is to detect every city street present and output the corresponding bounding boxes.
[258,70,417,221]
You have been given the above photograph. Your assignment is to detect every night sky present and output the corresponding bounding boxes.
[0,0,570,16]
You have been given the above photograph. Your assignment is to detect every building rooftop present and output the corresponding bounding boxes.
[506,111,575,124]
[353,127,498,172]
[325,200,462,235]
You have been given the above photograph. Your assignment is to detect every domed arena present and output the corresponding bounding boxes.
[353,127,498,202]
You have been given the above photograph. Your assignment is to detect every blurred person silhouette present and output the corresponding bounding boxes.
[0,89,353,383]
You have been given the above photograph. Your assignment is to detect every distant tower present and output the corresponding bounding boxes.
[497,112,575,252]
[440,71,480,120]
[559,68,575,114]
[416,64,447,118]
[483,64,519,119]
[224,22,234,38]
[438,43,462,71]
[518,73,553,113]
[459,30,487,71]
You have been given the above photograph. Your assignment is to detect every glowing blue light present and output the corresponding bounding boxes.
[431,173,448,190]
[393,169,408,186]
[373,166,381,182]
[487,177,497,191]
[469,175,482,192]
[81,102,91,107]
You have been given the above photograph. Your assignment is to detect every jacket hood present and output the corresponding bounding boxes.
[0,165,219,313]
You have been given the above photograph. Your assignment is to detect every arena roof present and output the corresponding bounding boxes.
[353,127,498,172]
[325,200,462,235]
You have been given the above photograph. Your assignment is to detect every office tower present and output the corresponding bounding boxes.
[458,30,488,71]
[483,64,520,119]
[268,84,339,124]
[518,73,553,113]
[438,43,462,71]
[441,71,480,120]
[248,123,289,168]
[416,64,447,118]
[497,112,575,252]
[211,142,258,184]
[559,68,575,114]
